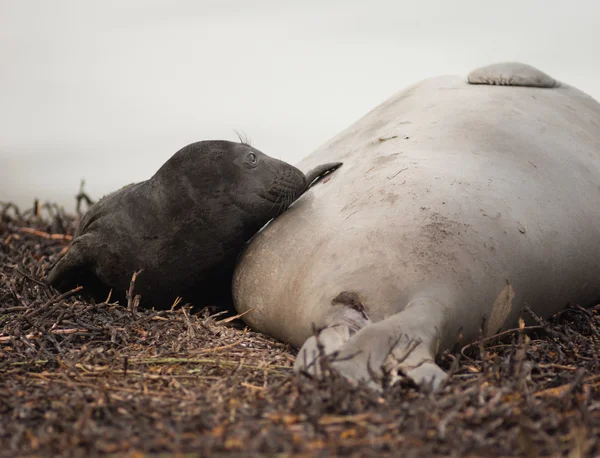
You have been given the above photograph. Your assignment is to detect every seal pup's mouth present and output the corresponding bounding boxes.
[260,161,343,216]
[261,162,306,214]
[260,186,303,216]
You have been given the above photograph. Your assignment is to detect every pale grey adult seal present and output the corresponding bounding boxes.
[232,62,600,389]
[47,140,341,309]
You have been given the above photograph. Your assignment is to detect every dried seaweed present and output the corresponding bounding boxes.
[1,200,599,457]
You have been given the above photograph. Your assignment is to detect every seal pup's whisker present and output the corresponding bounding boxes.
[268,193,283,215]
[277,192,287,216]
[285,188,293,210]
[265,162,282,179]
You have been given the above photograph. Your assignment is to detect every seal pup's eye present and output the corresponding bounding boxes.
[247,153,258,164]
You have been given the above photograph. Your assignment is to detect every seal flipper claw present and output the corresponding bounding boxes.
[304,296,450,391]
[294,324,353,377]
[294,300,370,377]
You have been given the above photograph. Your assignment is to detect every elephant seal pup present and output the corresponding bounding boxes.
[232,62,600,390]
[47,140,341,309]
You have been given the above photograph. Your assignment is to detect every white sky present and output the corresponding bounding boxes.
[1,0,599,209]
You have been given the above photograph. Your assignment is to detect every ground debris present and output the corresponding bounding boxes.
[1,201,599,457]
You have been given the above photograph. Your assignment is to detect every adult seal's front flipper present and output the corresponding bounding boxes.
[304,162,343,191]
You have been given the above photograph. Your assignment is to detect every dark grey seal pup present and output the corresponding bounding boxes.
[47,140,341,309]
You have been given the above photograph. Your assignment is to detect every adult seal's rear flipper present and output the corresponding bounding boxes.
[467,62,560,88]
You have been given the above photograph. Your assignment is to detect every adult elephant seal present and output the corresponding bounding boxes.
[47,140,341,309]
[233,62,600,390]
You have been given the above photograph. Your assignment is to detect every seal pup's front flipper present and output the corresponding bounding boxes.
[46,236,100,294]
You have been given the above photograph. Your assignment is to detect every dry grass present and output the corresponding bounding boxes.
[1,201,599,457]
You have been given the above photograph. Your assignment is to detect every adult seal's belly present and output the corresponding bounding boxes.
[232,62,600,389]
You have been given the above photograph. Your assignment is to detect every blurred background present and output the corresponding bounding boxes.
[1,0,599,211]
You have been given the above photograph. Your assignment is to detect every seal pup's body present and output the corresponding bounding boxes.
[48,140,341,309]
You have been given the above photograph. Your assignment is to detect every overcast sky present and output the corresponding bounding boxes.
[1,0,599,210]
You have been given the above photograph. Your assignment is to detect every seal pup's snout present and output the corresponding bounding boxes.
[246,147,342,218]
[261,160,306,212]
[270,166,306,197]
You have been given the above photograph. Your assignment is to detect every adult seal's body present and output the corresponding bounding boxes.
[47,140,341,309]
[233,63,600,389]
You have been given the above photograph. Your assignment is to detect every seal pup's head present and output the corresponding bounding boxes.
[153,140,307,223]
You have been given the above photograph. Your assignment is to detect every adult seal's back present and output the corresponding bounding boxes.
[47,140,341,309]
